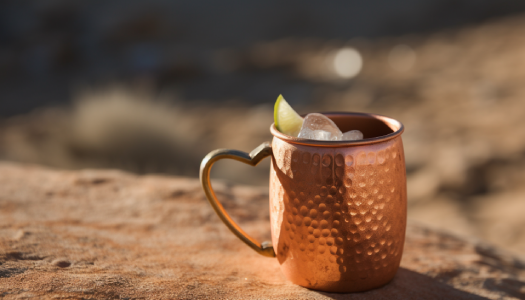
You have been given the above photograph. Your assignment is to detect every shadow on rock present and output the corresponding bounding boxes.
[314,268,489,300]
[483,278,525,299]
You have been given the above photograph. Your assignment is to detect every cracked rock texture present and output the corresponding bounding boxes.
[0,162,524,299]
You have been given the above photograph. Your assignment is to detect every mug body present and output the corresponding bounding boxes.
[269,113,406,292]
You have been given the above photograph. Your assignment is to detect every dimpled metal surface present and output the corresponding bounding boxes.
[269,116,406,293]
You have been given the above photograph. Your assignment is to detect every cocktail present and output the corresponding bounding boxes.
[200,95,406,292]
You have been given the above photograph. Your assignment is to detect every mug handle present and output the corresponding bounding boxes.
[199,141,276,257]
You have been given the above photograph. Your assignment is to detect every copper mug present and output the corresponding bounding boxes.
[200,112,406,293]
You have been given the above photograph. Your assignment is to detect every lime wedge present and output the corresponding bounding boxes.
[274,95,303,137]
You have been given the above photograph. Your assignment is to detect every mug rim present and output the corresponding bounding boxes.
[270,112,404,147]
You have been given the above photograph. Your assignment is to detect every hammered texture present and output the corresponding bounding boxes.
[270,137,407,292]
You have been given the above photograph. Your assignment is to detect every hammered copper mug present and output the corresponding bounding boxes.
[200,112,406,293]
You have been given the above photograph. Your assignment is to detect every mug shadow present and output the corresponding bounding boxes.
[312,267,490,300]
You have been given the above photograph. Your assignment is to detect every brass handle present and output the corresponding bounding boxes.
[199,142,276,257]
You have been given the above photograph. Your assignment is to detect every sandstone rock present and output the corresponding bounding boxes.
[0,162,524,299]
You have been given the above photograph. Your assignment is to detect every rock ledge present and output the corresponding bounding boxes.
[0,162,524,299]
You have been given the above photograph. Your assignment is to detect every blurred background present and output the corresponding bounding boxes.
[1,0,525,255]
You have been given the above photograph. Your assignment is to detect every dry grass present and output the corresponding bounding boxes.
[0,87,274,184]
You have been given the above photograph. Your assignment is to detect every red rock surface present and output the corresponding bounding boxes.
[0,162,524,299]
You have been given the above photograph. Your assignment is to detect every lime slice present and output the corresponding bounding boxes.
[274,95,303,137]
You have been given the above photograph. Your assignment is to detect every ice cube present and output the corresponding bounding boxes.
[298,129,338,141]
[342,130,363,141]
[298,113,342,141]
[313,130,332,140]
[297,128,313,139]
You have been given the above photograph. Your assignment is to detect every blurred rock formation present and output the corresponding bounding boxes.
[1,4,525,256]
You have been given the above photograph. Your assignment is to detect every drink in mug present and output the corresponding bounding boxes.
[200,97,406,292]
